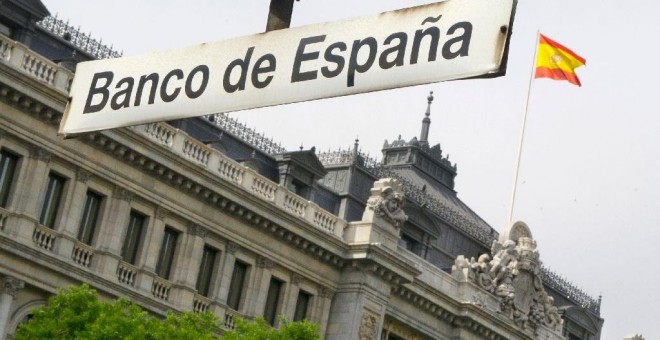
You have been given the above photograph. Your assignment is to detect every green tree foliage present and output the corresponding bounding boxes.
[220,317,320,340]
[14,284,218,340]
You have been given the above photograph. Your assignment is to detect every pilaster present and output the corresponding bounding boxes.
[244,255,274,317]
[325,266,390,340]
[169,223,207,309]
[315,286,334,337]
[53,168,91,259]
[281,273,302,320]
[140,207,167,273]
[215,241,239,304]
[95,186,133,280]
[11,146,51,242]
[0,275,25,339]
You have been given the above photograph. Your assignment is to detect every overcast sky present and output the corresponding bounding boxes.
[43,0,660,338]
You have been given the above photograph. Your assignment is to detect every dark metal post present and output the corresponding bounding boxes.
[266,0,295,32]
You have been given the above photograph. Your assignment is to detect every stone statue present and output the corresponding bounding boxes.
[489,240,518,287]
[543,293,562,331]
[366,178,408,228]
[470,254,494,292]
[450,221,565,335]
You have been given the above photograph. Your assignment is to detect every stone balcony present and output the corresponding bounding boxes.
[0,34,73,95]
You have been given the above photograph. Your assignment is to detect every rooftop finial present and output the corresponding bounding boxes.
[420,91,434,145]
[426,91,434,117]
[353,137,360,158]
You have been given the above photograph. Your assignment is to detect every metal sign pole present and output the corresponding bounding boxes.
[266,0,296,31]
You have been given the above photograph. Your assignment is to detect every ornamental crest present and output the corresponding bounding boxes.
[452,221,562,334]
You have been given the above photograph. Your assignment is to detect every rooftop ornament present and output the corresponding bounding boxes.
[37,15,123,60]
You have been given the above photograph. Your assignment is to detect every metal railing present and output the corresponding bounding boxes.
[36,15,122,60]
[540,266,601,315]
[212,113,286,155]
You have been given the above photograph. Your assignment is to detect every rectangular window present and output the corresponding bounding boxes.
[155,227,179,279]
[39,172,66,228]
[263,278,283,326]
[293,290,311,322]
[196,246,217,297]
[121,211,145,265]
[0,150,19,208]
[227,260,249,311]
[77,191,103,245]
[400,233,422,256]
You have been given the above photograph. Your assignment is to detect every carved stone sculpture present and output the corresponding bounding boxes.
[358,312,378,340]
[450,221,564,335]
[365,178,408,228]
[470,254,494,293]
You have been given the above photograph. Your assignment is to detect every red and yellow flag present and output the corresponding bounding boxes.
[535,34,586,86]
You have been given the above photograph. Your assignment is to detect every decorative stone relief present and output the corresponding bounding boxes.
[382,319,423,340]
[0,275,25,298]
[358,311,378,340]
[451,221,563,334]
[76,168,91,183]
[291,273,303,285]
[256,256,274,269]
[318,286,334,299]
[155,206,168,220]
[365,178,408,228]
[113,186,133,202]
[187,223,208,238]
[227,241,240,254]
[29,146,51,162]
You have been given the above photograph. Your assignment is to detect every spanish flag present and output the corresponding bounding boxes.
[535,34,586,86]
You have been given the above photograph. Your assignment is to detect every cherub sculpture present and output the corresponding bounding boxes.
[368,186,408,228]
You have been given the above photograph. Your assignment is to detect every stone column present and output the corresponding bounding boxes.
[95,187,133,280]
[0,275,25,339]
[169,223,206,309]
[244,256,274,317]
[215,241,239,304]
[11,147,51,242]
[54,168,91,259]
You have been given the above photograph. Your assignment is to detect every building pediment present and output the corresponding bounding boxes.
[561,305,601,334]
[275,149,327,180]
[2,0,49,26]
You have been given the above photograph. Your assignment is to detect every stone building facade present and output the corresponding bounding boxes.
[0,1,603,339]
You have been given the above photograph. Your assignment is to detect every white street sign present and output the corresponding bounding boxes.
[60,0,517,136]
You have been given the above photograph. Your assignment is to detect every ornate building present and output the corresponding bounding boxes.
[0,1,603,339]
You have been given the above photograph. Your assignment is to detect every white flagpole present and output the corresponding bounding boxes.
[508,31,541,223]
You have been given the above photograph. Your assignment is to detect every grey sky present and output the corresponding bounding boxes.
[43,0,660,338]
